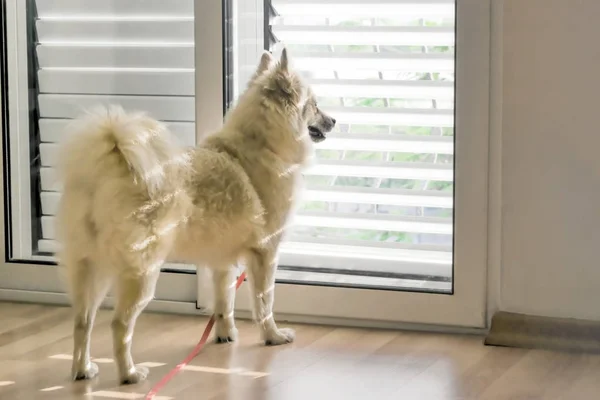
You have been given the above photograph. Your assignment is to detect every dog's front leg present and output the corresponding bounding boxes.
[212,267,239,343]
[246,249,295,345]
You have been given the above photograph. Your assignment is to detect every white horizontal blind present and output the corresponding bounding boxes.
[34,0,196,268]
[269,0,456,279]
[33,0,456,282]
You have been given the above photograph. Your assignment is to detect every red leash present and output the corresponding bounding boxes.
[145,271,247,399]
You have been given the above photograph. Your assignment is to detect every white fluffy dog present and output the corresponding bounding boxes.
[56,49,336,384]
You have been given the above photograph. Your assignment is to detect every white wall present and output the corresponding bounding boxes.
[494,0,600,321]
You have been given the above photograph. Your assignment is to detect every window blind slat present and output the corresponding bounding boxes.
[40,212,452,242]
[325,106,453,127]
[304,161,453,181]
[293,213,452,234]
[282,241,450,264]
[311,79,454,100]
[303,187,452,208]
[36,0,193,17]
[39,120,195,146]
[40,169,59,192]
[39,146,452,181]
[38,94,194,121]
[38,132,452,161]
[272,26,455,46]
[37,19,194,43]
[287,234,451,253]
[40,187,452,215]
[37,44,194,69]
[38,69,194,96]
[272,0,455,18]
[40,166,451,196]
[318,134,453,154]
[293,52,454,72]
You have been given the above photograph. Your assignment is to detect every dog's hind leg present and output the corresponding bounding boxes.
[246,249,295,346]
[111,267,160,384]
[66,258,112,381]
[213,267,239,343]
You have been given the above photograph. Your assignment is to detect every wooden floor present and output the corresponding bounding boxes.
[1,302,600,400]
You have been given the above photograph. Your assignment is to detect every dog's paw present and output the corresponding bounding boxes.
[72,362,99,381]
[216,335,237,343]
[215,328,238,343]
[215,320,238,344]
[120,366,149,385]
[264,327,296,346]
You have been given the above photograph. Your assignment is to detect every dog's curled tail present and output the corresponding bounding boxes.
[58,105,190,200]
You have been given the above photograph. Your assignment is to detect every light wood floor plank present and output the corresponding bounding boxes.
[1,302,600,400]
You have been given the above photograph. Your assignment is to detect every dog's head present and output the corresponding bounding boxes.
[251,49,336,143]
[302,87,336,143]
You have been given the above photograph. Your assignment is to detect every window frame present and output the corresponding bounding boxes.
[210,0,491,328]
[0,0,207,304]
[0,0,491,329]
[3,0,38,262]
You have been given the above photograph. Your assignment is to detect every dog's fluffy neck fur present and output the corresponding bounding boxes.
[188,69,314,237]
[202,73,313,173]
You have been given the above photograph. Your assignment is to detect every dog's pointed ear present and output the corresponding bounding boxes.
[247,51,273,88]
[279,48,289,72]
[256,51,273,75]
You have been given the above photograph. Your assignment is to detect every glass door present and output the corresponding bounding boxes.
[0,0,199,302]
[199,0,490,328]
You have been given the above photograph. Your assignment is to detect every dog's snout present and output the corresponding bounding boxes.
[331,118,336,126]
